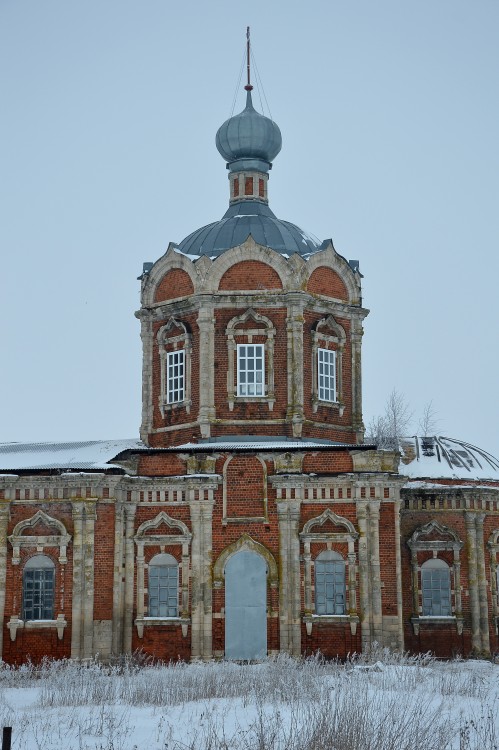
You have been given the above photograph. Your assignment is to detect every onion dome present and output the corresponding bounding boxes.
[176,72,321,259]
[399,436,499,480]
[216,91,282,173]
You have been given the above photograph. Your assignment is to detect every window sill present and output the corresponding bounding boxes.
[312,399,345,416]
[303,613,359,636]
[135,616,190,639]
[229,396,275,411]
[159,399,191,417]
[411,615,463,635]
[7,614,67,642]
[418,616,456,620]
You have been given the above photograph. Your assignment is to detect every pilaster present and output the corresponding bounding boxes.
[123,503,137,653]
[286,296,305,438]
[139,316,154,442]
[188,491,215,660]
[356,501,371,649]
[71,503,84,659]
[368,500,383,644]
[475,514,490,654]
[351,320,364,438]
[0,504,10,658]
[197,300,216,438]
[465,512,481,653]
[71,501,97,659]
[277,498,302,656]
[82,501,96,659]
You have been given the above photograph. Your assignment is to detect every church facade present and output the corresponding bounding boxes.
[1,83,498,664]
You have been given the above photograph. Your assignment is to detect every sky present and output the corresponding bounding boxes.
[1,1,498,458]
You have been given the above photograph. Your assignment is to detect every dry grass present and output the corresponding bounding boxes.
[0,651,496,749]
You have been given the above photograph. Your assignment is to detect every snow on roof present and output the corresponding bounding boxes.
[0,439,145,472]
[164,438,373,452]
[400,436,499,481]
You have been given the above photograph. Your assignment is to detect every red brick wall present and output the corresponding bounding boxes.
[224,456,266,518]
[94,504,115,621]
[154,269,194,302]
[302,452,354,473]
[138,452,187,475]
[132,624,191,662]
[302,622,361,659]
[379,504,398,618]
[218,261,283,290]
[307,267,348,300]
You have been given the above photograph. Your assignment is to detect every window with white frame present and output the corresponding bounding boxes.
[167,350,185,404]
[23,555,55,621]
[311,317,345,414]
[315,550,346,615]
[237,344,265,397]
[421,558,451,616]
[157,318,192,417]
[318,348,336,402]
[148,553,178,617]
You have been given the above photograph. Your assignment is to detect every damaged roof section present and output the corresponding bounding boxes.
[399,436,499,481]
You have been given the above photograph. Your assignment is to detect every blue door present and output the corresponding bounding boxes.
[225,550,267,660]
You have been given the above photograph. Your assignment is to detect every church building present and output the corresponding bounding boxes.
[1,68,498,664]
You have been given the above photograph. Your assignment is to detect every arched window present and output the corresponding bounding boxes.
[23,554,55,621]
[225,309,276,411]
[157,318,192,417]
[148,553,178,618]
[311,316,346,415]
[315,550,346,615]
[421,558,451,616]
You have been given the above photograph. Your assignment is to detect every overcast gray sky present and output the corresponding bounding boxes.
[1,1,498,458]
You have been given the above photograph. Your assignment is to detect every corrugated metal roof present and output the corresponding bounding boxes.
[159,440,373,453]
[400,436,499,481]
[0,439,145,472]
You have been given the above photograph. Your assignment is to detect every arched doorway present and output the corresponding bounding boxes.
[224,549,267,660]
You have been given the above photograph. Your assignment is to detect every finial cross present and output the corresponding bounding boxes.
[245,26,253,91]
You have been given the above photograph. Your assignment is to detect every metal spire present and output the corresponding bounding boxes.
[245,26,253,91]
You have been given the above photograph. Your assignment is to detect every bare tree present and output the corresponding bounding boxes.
[366,389,413,450]
[418,400,440,436]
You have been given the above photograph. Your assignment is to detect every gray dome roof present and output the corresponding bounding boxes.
[177,201,322,258]
[216,91,282,171]
[400,436,499,480]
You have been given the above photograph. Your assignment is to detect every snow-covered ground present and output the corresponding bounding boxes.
[1,651,497,749]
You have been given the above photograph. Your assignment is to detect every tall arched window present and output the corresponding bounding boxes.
[148,553,178,618]
[421,558,451,616]
[315,550,346,615]
[157,318,192,417]
[23,554,55,621]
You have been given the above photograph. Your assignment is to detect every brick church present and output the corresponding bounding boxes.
[1,72,498,664]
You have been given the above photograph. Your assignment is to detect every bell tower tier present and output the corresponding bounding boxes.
[137,53,367,448]
[138,240,367,447]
